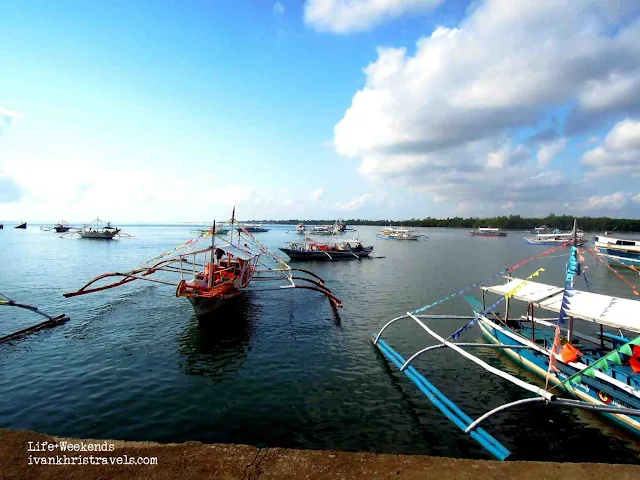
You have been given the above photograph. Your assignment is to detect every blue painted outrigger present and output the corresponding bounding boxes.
[371,222,640,460]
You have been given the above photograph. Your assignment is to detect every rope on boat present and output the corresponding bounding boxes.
[583,246,639,295]
[409,242,571,315]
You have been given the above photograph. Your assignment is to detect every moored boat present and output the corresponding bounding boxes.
[64,209,342,319]
[15,222,27,229]
[241,223,269,233]
[280,238,373,260]
[78,219,122,239]
[371,221,640,461]
[529,225,554,234]
[524,229,587,245]
[470,227,508,237]
[593,235,640,269]
[310,224,340,235]
[378,226,424,240]
[41,221,73,233]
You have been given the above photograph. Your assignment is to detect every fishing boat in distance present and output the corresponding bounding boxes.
[280,237,374,261]
[61,218,130,240]
[192,225,230,235]
[241,223,269,233]
[378,226,424,240]
[15,222,27,229]
[0,224,3,229]
[371,221,640,461]
[524,229,587,245]
[40,221,73,233]
[529,225,554,234]
[470,227,508,237]
[64,210,342,318]
[593,234,640,270]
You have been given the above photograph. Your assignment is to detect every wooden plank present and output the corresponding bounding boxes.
[0,315,70,344]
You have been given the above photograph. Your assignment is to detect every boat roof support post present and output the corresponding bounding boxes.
[465,398,547,433]
[531,303,535,343]
[373,315,410,345]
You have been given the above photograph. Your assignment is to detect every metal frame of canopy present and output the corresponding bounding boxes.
[482,279,640,334]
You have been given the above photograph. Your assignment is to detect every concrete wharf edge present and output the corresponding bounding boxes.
[2,428,640,479]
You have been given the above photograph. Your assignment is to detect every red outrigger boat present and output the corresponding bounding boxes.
[64,209,342,318]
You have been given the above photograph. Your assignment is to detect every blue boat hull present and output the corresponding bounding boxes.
[595,247,640,268]
[478,319,640,436]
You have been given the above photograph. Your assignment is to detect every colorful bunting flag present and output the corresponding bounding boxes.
[620,344,633,356]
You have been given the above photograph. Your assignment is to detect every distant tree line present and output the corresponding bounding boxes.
[247,214,640,231]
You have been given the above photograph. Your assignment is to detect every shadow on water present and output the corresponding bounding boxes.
[177,294,260,380]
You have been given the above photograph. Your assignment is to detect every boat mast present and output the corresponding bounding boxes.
[209,219,216,288]
[230,206,235,245]
[568,218,578,342]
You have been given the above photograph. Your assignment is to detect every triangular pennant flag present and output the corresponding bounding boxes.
[630,337,640,346]
[619,344,633,356]
[570,374,582,385]
[583,367,596,378]
[595,358,610,372]
[607,351,622,365]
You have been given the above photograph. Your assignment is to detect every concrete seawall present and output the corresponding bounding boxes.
[2,428,639,479]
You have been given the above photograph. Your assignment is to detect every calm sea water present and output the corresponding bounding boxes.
[1,223,639,463]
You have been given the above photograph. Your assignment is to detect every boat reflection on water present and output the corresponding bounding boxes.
[178,294,260,380]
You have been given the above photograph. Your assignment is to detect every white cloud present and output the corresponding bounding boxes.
[582,118,640,177]
[334,193,372,211]
[332,0,640,214]
[586,191,632,210]
[578,73,640,112]
[0,107,23,119]
[310,187,324,201]
[304,0,442,34]
[0,172,24,203]
[537,138,567,166]
[0,107,23,136]
[633,193,640,203]
[274,2,285,16]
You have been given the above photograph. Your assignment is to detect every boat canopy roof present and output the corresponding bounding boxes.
[482,278,640,333]
[215,243,258,261]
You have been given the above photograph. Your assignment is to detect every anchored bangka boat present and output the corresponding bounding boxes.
[378,226,424,240]
[62,219,130,240]
[64,210,342,318]
[0,293,70,344]
[192,225,230,235]
[593,235,640,270]
[310,224,341,235]
[529,225,554,234]
[371,221,640,461]
[470,227,508,237]
[15,222,26,229]
[524,229,587,245]
[280,237,374,261]
[241,223,269,233]
[0,224,3,229]
[40,221,73,233]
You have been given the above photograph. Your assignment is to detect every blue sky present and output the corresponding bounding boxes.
[1,0,639,222]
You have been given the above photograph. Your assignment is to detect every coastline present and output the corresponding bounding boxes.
[2,428,640,479]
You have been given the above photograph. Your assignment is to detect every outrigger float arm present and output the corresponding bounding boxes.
[0,293,70,344]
